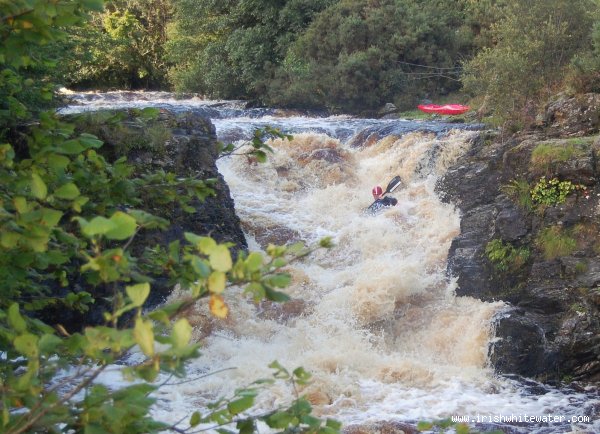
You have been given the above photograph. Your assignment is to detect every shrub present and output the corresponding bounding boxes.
[536,226,577,260]
[530,177,584,207]
[485,239,530,272]
[461,0,595,124]
[71,108,173,156]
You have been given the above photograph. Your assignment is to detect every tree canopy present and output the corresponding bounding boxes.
[38,0,600,119]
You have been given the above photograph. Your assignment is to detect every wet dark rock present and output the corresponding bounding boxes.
[495,201,529,241]
[438,112,600,382]
[51,110,246,330]
[378,103,399,119]
[308,148,345,163]
[244,223,302,247]
[491,310,551,378]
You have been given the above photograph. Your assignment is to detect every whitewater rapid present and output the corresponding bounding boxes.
[63,91,599,433]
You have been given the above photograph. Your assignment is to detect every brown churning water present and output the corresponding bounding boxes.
[60,92,597,431]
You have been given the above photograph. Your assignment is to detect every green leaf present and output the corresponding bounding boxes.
[190,256,211,278]
[134,318,154,357]
[40,208,63,227]
[237,419,255,434]
[254,150,267,163]
[1,232,20,248]
[58,139,85,155]
[245,252,263,271]
[76,216,115,238]
[265,411,293,429]
[148,310,170,326]
[31,173,47,199]
[105,211,137,240]
[8,304,27,333]
[267,273,291,288]
[14,197,28,213]
[190,412,201,427]
[14,333,39,358]
[208,271,226,294]
[39,334,62,353]
[265,286,291,302]
[47,153,70,171]
[210,245,232,272]
[54,182,80,200]
[126,283,150,307]
[185,233,217,254]
[172,318,192,349]
[227,396,254,415]
[128,209,168,229]
[79,133,103,148]
[244,282,266,301]
[168,240,180,263]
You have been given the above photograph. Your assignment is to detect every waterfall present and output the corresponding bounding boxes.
[63,91,599,433]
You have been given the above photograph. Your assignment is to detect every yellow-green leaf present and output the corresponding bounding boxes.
[134,318,154,357]
[172,318,192,349]
[190,412,201,427]
[227,396,254,415]
[209,245,232,272]
[14,197,27,213]
[198,237,217,255]
[245,252,263,272]
[31,173,47,199]
[14,333,39,358]
[8,304,26,333]
[208,271,226,294]
[76,216,115,238]
[126,283,150,307]
[54,182,80,200]
[47,154,70,171]
[40,208,63,227]
[1,232,20,248]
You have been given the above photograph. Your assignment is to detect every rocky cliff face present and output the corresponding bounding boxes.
[438,94,600,383]
[61,110,246,325]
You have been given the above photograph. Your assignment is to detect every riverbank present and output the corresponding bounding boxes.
[439,93,600,383]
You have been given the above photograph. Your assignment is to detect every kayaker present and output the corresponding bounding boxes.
[367,185,398,213]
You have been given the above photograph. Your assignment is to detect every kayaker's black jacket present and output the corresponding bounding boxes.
[367,196,398,213]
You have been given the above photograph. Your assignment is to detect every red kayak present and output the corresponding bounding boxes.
[417,104,470,115]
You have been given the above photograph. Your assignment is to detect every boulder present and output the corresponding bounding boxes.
[543,93,600,137]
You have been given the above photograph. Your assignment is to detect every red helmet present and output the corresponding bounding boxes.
[372,185,383,198]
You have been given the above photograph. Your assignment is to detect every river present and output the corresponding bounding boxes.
[62,90,599,433]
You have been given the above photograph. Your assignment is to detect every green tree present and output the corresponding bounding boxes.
[166,0,336,99]
[267,0,471,113]
[461,0,596,123]
[0,2,337,433]
[62,0,172,89]
[567,3,600,93]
